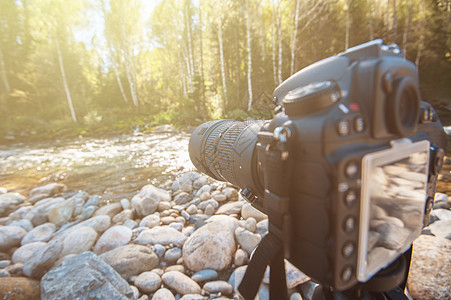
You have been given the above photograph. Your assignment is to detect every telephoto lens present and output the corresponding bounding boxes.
[189,119,265,198]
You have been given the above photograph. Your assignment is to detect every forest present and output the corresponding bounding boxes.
[0,0,450,141]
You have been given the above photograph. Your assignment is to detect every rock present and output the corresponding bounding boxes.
[0,226,27,252]
[21,223,55,245]
[223,188,239,201]
[100,244,159,280]
[23,239,62,278]
[256,219,268,237]
[94,203,122,218]
[134,271,162,294]
[132,185,171,217]
[134,226,187,247]
[0,260,10,268]
[93,225,132,254]
[47,199,75,226]
[215,201,244,215]
[427,220,451,239]
[186,205,198,215]
[174,192,193,205]
[171,172,200,192]
[60,226,98,257]
[130,285,139,299]
[41,251,134,299]
[204,204,215,215]
[12,242,47,264]
[9,219,33,232]
[29,183,65,203]
[263,259,310,289]
[165,264,185,273]
[161,216,175,225]
[0,277,40,300]
[235,227,261,255]
[244,217,257,232]
[407,235,451,300]
[228,266,269,299]
[84,195,100,207]
[162,271,201,295]
[197,199,219,210]
[164,247,182,263]
[241,203,267,222]
[433,192,449,209]
[120,198,131,210]
[76,215,111,233]
[212,194,227,202]
[0,187,6,194]
[152,244,166,258]
[158,201,172,212]
[81,205,97,219]
[123,220,138,229]
[183,216,237,272]
[234,249,248,267]
[113,209,134,224]
[191,269,218,284]
[290,292,303,300]
[4,263,24,277]
[203,280,233,295]
[152,288,175,300]
[0,193,25,217]
[429,208,451,223]
[179,294,206,300]
[0,269,10,277]
[199,192,210,202]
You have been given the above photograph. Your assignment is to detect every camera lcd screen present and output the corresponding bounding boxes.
[357,139,430,282]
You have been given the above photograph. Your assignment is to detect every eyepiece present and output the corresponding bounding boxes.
[387,77,420,137]
[189,119,265,196]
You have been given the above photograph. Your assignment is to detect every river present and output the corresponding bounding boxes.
[0,133,193,202]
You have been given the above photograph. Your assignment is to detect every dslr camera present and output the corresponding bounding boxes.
[189,40,447,298]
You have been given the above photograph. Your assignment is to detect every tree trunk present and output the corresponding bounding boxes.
[218,17,228,109]
[198,1,206,110]
[345,0,351,49]
[277,3,283,84]
[291,0,301,75]
[246,0,253,111]
[185,0,194,90]
[415,0,425,66]
[113,62,129,104]
[368,0,374,40]
[0,44,11,95]
[402,1,410,56]
[177,50,188,98]
[272,2,277,84]
[55,39,77,123]
[124,51,139,107]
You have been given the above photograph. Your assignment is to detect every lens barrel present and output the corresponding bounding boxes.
[189,119,264,196]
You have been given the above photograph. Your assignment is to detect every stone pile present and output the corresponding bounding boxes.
[0,172,449,299]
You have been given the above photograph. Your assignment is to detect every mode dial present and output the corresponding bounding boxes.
[282,81,342,116]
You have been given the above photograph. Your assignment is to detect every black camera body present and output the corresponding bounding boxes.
[189,40,447,293]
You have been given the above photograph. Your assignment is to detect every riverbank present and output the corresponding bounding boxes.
[0,171,450,299]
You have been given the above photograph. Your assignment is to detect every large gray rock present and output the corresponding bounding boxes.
[93,225,132,254]
[134,226,187,247]
[29,183,65,203]
[21,223,55,245]
[162,271,201,295]
[23,239,62,278]
[60,226,98,257]
[12,242,47,264]
[427,220,451,240]
[0,193,25,217]
[183,216,237,272]
[407,235,451,300]
[131,185,171,217]
[0,226,27,251]
[41,251,134,299]
[94,203,122,218]
[100,244,159,280]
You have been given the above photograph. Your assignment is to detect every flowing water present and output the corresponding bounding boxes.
[0,133,193,202]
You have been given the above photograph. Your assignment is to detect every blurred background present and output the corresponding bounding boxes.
[0,0,450,142]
